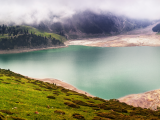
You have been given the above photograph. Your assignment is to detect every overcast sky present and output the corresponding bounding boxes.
[0,0,160,24]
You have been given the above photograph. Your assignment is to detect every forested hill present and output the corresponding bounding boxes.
[0,25,66,50]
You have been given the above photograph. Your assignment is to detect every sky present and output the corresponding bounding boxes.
[0,0,160,24]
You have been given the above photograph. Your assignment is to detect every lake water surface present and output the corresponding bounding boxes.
[1,45,160,99]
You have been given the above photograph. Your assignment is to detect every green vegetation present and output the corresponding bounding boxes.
[1,69,160,119]
[0,25,66,50]
[21,26,66,42]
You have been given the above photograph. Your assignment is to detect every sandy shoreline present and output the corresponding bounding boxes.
[30,77,94,97]
[0,45,68,54]
[32,77,160,110]
[65,34,160,47]
[28,76,160,110]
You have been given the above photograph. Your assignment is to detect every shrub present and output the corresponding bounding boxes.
[2,82,10,84]
[15,79,21,82]
[83,96,89,99]
[0,110,14,115]
[87,103,98,107]
[34,88,42,91]
[73,93,89,99]
[47,96,55,99]
[66,93,72,96]
[96,111,132,119]
[53,92,59,96]
[93,97,106,102]
[93,108,100,111]
[64,98,71,101]
[97,104,110,110]
[72,100,88,106]
[72,113,85,120]
[45,86,54,89]
[87,101,95,103]
[0,113,5,120]
[54,110,65,115]
[92,116,109,120]
[64,102,80,108]
[61,88,69,93]
[10,116,26,120]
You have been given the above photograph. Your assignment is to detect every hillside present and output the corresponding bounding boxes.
[1,69,160,120]
[65,22,160,47]
[152,23,160,34]
[0,25,66,50]
[34,11,153,39]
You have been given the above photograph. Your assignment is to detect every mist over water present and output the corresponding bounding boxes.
[1,45,160,99]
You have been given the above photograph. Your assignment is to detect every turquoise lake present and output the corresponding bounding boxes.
[1,45,160,99]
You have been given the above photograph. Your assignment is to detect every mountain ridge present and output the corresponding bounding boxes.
[33,11,154,39]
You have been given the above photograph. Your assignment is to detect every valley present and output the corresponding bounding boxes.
[2,1,160,119]
[65,22,160,47]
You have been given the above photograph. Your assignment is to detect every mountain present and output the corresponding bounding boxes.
[34,11,153,39]
[152,23,160,33]
[0,11,155,50]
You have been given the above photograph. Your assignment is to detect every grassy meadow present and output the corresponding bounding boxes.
[22,26,66,42]
[0,25,66,42]
[1,69,160,120]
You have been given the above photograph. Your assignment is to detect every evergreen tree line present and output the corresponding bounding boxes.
[0,34,62,50]
[0,25,28,36]
[0,25,64,50]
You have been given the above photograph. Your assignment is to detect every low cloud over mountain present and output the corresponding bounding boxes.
[0,0,160,25]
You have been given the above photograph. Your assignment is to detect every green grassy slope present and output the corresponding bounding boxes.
[0,25,66,42]
[22,26,66,42]
[0,25,67,50]
[0,69,160,120]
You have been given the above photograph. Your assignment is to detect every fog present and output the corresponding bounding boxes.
[0,0,160,24]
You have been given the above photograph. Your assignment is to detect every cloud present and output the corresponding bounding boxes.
[0,0,160,25]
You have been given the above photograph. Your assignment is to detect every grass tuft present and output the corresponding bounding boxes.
[72,113,85,120]
[54,110,65,115]
[10,116,26,120]
[64,102,80,108]
[47,96,56,99]
[0,110,14,115]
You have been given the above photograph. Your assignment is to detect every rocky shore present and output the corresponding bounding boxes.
[119,89,160,110]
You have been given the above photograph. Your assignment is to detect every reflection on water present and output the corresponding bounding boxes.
[0,45,160,99]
